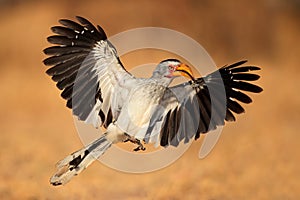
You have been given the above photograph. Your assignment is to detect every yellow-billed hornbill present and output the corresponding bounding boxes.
[43,16,263,186]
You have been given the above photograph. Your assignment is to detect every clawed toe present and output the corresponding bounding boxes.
[133,144,146,151]
[124,134,146,151]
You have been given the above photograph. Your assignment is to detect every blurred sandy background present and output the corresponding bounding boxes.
[0,0,299,199]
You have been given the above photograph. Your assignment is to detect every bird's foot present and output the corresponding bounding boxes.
[133,141,146,152]
[124,133,146,151]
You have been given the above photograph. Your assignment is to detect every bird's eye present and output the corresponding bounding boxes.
[168,65,174,71]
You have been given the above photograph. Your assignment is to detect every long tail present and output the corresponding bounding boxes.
[50,134,112,186]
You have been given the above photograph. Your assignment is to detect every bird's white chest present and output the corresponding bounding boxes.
[128,84,164,122]
[116,83,166,136]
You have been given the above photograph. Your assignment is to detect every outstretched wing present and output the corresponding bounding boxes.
[43,16,135,128]
[146,60,263,147]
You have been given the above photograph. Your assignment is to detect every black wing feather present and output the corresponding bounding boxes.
[230,66,260,73]
[44,46,89,55]
[226,89,252,104]
[59,19,85,32]
[43,16,110,124]
[44,52,86,66]
[51,26,77,38]
[230,81,263,93]
[224,60,248,69]
[225,109,236,121]
[159,60,262,147]
[160,110,171,146]
[232,73,260,81]
[45,57,84,76]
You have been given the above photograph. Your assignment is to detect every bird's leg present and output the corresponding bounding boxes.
[123,133,146,151]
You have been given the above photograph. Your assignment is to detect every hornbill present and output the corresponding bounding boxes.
[43,16,263,186]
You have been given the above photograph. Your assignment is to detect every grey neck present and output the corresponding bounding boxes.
[150,73,174,87]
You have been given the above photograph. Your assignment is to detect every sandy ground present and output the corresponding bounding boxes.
[0,0,299,199]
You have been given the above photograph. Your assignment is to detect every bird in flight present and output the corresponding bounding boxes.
[43,16,262,186]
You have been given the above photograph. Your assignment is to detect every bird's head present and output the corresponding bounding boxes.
[152,59,195,82]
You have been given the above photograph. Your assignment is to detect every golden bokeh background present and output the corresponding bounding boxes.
[0,0,299,199]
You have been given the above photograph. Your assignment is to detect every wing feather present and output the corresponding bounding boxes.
[147,61,262,147]
[43,16,135,127]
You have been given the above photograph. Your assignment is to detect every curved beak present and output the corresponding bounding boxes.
[174,64,195,80]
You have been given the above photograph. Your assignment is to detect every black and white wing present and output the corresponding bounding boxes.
[146,60,263,147]
[43,16,135,128]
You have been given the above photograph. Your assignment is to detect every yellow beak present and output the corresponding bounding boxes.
[173,64,194,80]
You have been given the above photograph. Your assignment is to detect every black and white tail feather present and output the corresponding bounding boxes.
[43,16,263,186]
[50,134,112,186]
